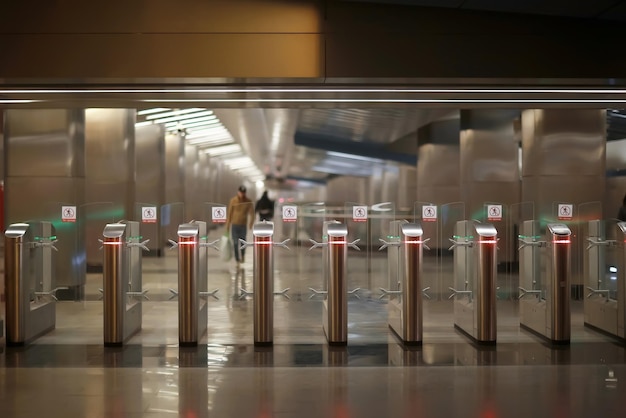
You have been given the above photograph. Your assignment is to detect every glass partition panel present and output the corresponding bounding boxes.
[345,202,370,298]
[479,202,512,300]
[413,201,439,301]
[438,202,466,301]
[551,201,580,299]
[579,201,615,300]
[295,202,326,298]
[134,202,161,255]
[509,202,536,300]
[80,202,115,300]
[370,202,396,300]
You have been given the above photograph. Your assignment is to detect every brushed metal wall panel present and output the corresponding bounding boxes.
[522,109,606,176]
[326,176,366,204]
[398,166,417,210]
[605,177,626,221]
[164,133,185,205]
[5,176,85,287]
[417,144,460,187]
[184,144,200,222]
[84,109,135,267]
[460,110,520,183]
[5,109,84,177]
[135,124,165,253]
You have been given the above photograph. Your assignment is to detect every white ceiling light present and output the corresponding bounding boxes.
[204,144,242,156]
[137,107,170,116]
[146,108,206,120]
[152,110,215,124]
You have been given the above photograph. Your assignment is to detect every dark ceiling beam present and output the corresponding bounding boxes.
[294,131,417,165]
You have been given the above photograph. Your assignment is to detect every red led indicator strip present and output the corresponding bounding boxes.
[479,239,497,244]
[179,241,197,245]
[103,241,123,245]
[553,239,571,244]
[329,241,347,244]
[404,240,423,244]
[255,241,274,245]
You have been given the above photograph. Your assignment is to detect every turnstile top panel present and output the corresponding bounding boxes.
[253,221,274,237]
[5,222,30,238]
[547,223,571,236]
[178,223,199,238]
[474,222,497,238]
[618,221,626,234]
[401,223,423,238]
[103,223,126,239]
[327,223,348,237]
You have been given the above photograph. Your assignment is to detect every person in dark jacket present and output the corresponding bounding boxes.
[255,191,275,221]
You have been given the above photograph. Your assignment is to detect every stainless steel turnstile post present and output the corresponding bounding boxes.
[449,221,498,344]
[253,222,274,346]
[177,223,201,346]
[102,221,148,346]
[238,221,290,346]
[380,221,430,345]
[309,222,360,345]
[518,221,571,344]
[5,222,59,345]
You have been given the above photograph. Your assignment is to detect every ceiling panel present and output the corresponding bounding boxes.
[341,0,626,20]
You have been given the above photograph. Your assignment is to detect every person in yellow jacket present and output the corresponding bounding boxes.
[226,185,254,267]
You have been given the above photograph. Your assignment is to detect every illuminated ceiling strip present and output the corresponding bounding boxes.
[143,98,626,104]
[2,88,626,94]
[187,137,232,146]
[146,108,205,119]
[152,111,215,124]
[0,100,39,103]
[137,107,170,115]
[135,121,154,127]
[165,118,221,129]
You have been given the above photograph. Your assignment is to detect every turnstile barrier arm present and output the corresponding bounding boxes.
[449,287,473,302]
[167,239,178,249]
[518,237,546,251]
[586,286,611,302]
[200,238,220,251]
[348,239,361,250]
[127,238,150,252]
[518,287,542,300]
[308,238,326,250]
[448,238,473,251]
[33,239,59,252]
[585,237,617,251]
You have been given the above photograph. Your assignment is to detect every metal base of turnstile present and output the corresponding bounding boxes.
[453,300,496,346]
[8,301,55,346]
[519,299,569,345]
[584,299,620,339]
[388,299,422,346]
[104,302,142,347]
[322,301,347,346]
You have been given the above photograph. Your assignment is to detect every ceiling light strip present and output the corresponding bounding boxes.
[3,88,626,94]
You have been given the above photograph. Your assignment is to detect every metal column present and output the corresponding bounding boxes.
[253,222,274,346]
[178,223,200,346]
[102,221,147,346]
[326,223,348,345]
[449,221,498,344]
[381,222,428,345]
[548,223,571,343]
[5,223,29,345]
[103,223,126,346]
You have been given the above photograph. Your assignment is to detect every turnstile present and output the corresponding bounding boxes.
[518,221,571,344]
[102,221,149,346]
[380,221,429,345]
[584,220,621,338]
[5,221,59,345]
[310,221,360,345]
[174,222,209,346]
[449,220,498,344]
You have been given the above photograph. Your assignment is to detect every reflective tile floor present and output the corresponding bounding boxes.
[2,251,626,417]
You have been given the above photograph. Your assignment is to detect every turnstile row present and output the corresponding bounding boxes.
[8,218,619,349]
